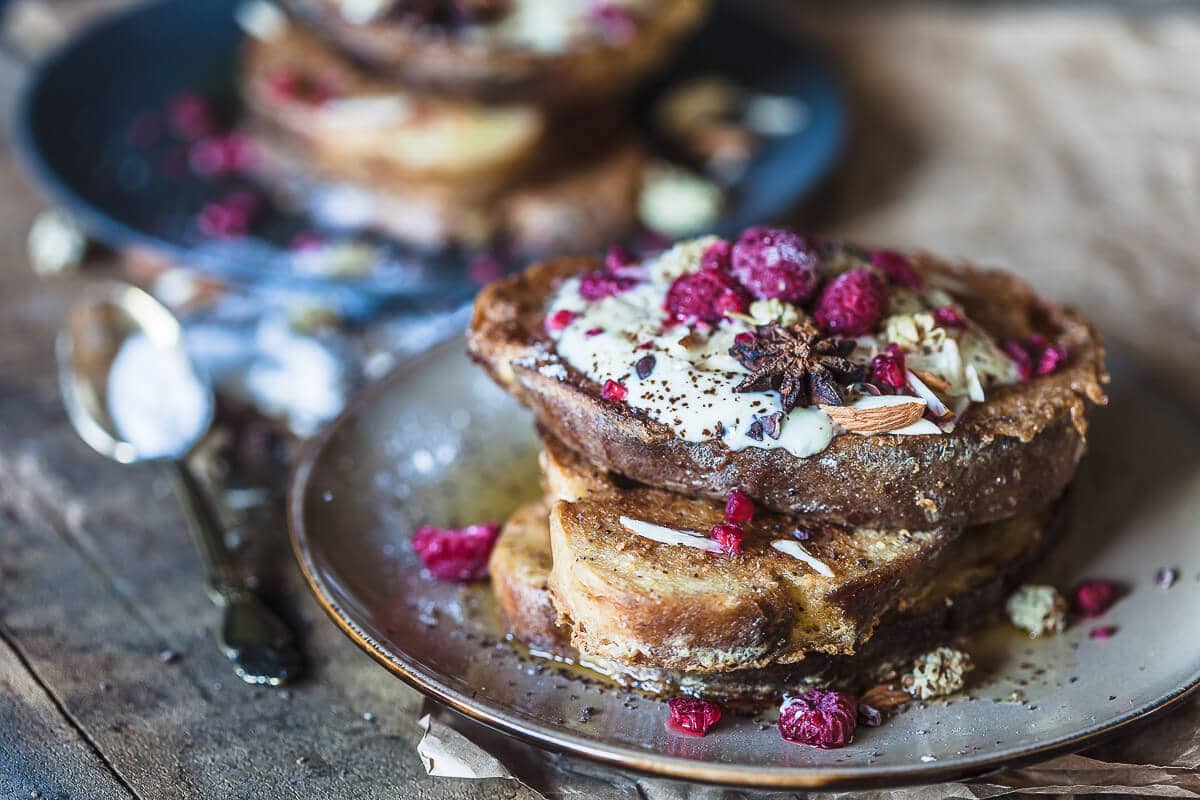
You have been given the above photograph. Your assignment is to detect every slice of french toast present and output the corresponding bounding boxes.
[277,0,709,105]
[540,437,964,673]
[490,478,1065,700]
[468,234,1107,529]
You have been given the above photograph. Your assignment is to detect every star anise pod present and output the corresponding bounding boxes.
[729,321,860,413]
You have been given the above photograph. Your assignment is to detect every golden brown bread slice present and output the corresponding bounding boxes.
[279,0,709,104]
[490,480,1064,700]
[541,437,962,673]
[468,248,1107,530]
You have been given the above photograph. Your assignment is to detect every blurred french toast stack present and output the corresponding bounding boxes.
[235,0,709,257]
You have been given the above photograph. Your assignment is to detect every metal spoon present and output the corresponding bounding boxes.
[57,281,303,686]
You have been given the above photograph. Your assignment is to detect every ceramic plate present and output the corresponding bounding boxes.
[288,338,1200,789]
[16,0,845,309]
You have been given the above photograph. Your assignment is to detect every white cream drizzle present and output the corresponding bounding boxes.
[545,237,1022,461]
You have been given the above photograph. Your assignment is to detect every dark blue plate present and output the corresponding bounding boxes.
[15,0,845,311]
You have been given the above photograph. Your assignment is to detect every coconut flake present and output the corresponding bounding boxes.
[619,517,723,554]
[964,363,985,403]
[771,540,834,577]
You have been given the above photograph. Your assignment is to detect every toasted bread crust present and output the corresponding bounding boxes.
[488,500,561,651]
[280,0,708,104]
[468,254,1107,529]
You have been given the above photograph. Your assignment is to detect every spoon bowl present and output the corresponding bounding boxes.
[57,281,214,464]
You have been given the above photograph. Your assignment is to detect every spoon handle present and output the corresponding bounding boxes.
[170,461,304,686]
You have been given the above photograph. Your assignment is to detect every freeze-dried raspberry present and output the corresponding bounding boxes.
[724,489,755,524]
[730,227,821,304]
[412,523,501,581]
[664,269,750,326]
[1037,343,1068,376]
[813,268,888,336]
[932,306,964,329]
[601,379,628,402]
[870,344,907,392]
[778,690,857,749]
[579,270,638,300]
[700,239,733,272]
[710,523,744,556]
[870,249,921,289]
[1002,339,1034,380]
[545,309,577,332]
[666,696,722,737]
[1089,625,1117,640]
[1072,579,1117,618]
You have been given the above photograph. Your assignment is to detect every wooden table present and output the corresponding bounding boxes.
[3,2,1199,798]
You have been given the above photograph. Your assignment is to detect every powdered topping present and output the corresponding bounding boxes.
[546,232,1031,459]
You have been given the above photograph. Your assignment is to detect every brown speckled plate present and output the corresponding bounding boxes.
[288,337,1200,789]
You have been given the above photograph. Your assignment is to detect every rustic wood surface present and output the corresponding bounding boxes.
[1,2,1199,798]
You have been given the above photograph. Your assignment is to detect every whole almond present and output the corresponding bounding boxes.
[820,396,926,433]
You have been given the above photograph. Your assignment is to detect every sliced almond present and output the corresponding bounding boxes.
[859,682,912,712]
[819,396,926,434]
[910,368,951,394]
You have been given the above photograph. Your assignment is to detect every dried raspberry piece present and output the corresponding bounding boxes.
[1002,339,1035,380]
[710,523,744,556]
[778,690,857,749]
[167,92,214,140]
[700,239,733,272]
[585,327,603,337]
[188,133,257,176]
[730,227,821,303]
[664,269,750,326]
[813,268,888,336]
[870,249,921,289]
[579,270,638,300]
[601,379,628,402]
[734,332,755,345]
[1072,579,1117,618]
[931,306,965,329]
[197,190,259,240]
[869,344,907,393]
[724,489,755,524]
[545,309,577,332]
[411,523,501,581]
[605,243,638,275]
[1036,343,1068,376]
[666,697,722,737]
[1089,625,1117,640]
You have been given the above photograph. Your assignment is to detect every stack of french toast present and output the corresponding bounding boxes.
[467,227,1108,707]
[236,0,707,255]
